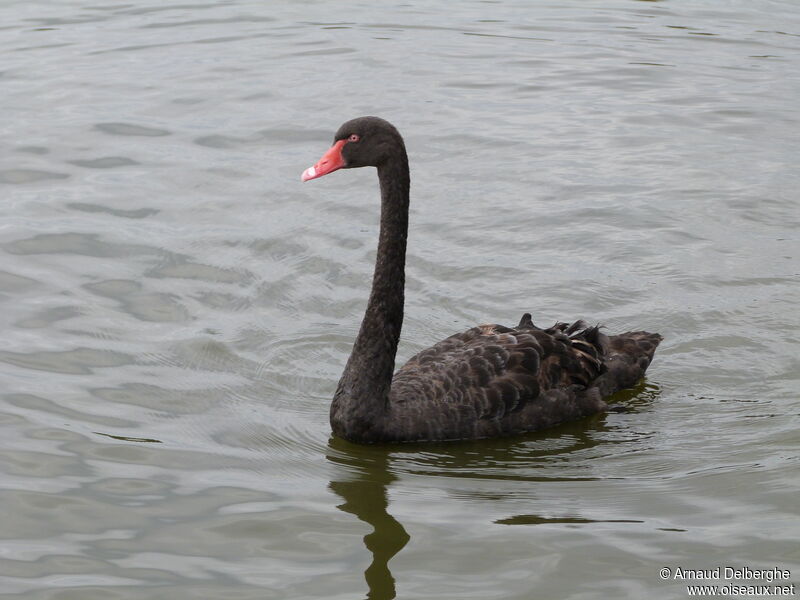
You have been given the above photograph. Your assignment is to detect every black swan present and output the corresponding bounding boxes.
[302,116,661,444]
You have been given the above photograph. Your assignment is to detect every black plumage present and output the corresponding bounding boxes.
[302,117,662,444]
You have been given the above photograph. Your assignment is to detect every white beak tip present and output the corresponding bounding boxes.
[301,166,316,181]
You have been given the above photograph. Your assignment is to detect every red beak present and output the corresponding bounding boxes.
[301,139,347,182]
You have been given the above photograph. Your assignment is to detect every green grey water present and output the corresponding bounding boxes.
[1,1,798,598]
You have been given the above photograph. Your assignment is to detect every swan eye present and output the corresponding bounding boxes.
[348,134,360,143]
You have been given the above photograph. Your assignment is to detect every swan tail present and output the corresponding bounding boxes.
[594,331,662,397]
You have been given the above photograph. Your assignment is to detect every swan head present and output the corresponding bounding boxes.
[302,116,404,181]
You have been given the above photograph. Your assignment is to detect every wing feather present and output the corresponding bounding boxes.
[383,316,659,441]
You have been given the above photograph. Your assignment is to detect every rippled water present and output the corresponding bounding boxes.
[2,1,799,598]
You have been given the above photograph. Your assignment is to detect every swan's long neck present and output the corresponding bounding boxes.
[331,152,409,440]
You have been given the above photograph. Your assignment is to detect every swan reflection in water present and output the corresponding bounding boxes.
[324,380,659,600]
[327,439,410,600]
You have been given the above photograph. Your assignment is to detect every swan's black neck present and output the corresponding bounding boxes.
[331,150,409,442]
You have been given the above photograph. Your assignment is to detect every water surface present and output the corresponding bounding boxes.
[1,1,798,598]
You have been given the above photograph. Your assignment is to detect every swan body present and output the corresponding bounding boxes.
[302,117,661,444]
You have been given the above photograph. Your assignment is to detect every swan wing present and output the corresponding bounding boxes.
[389,321,607,439]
